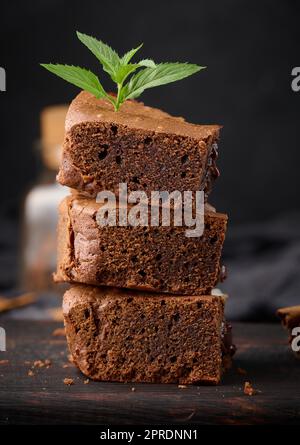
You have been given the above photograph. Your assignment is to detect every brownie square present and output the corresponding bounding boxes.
[58,91,220,199]
[63,285,233,384]
[55,195,227,295]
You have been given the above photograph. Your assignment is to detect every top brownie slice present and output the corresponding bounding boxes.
[58,91,221,198]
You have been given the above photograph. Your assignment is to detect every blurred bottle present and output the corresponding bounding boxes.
[21,105,69,291]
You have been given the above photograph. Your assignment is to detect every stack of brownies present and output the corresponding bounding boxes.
[55,91,235,385]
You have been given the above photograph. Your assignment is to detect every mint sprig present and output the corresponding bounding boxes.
[41,31,205,111]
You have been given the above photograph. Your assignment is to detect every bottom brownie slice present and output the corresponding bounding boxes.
[63,285,235,384]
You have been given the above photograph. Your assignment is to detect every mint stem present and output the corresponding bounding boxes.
[105,93,117,110]
[115,83,123,111]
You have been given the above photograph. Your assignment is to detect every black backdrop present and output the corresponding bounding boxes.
[1,0,300,222]
[0,0,299,318]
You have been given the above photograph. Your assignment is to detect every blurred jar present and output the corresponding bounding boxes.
[21,105,70,291]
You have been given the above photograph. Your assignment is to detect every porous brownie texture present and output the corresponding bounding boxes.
[63,285,233,384]
[57,91,220,199]
[55,195,227,295]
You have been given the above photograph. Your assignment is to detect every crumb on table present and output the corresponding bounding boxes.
[33,359,51,368]
[244,381,259,396]
[63,378,74,386]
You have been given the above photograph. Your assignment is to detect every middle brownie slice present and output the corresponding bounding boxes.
[55,195,227,295]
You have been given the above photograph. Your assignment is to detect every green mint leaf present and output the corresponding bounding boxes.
[40,63,109,99]
[76,31,120,79]
[41,33,206,112]
[114,64,141,84]
[138,59,156,68]
[123,63,205,100]
[121,43,143,65]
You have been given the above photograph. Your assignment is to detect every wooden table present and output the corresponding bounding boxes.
[0,321,299,425]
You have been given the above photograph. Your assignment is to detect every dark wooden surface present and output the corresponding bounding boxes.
[0,321,299,425]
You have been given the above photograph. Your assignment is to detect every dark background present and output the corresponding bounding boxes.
[0,0,299,319]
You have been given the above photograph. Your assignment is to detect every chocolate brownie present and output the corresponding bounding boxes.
[57,91,220,199]
[63,285,234,384]
[277,305,300,357]
[55,195,227,295]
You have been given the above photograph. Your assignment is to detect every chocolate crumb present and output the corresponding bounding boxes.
[84,379,90,384]
[0,360,9,365]
[244,381,259,396]
[63,378,74,386]
[178,385,187,389]
[28,370,34,377]
[33,359,51,368]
